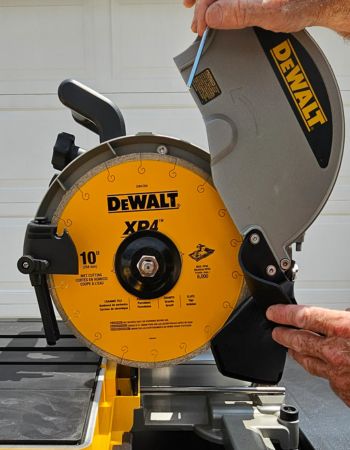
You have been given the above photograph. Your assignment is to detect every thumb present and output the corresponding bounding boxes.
[205,1,224,28]
[205,0,253,29]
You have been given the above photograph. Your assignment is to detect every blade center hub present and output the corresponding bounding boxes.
[136,255,159,278]
[115,230,182,299]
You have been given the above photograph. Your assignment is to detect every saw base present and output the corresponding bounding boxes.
[2,319,343,450]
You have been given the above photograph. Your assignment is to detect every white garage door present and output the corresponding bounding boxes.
[0,0,349,317]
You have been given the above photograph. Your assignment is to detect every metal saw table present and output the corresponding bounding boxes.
[0,320,101,446]
[0,320,348,449]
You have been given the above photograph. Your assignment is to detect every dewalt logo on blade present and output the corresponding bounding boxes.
[107,191,179,213]
[270,39,327,131]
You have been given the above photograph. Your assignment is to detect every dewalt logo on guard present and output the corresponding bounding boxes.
[254,28,333,168]
[107,191,179,213]
[270,39,327,131]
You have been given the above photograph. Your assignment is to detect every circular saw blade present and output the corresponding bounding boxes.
[49,153,244,367]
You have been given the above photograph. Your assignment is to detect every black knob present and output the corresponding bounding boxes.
[280,404,299,422]
[17,256,49,275]
[52,132,81,171]
[34,217,50,225]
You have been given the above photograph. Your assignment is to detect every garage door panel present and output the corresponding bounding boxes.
[309,27,350,91]
[0,202,37,219]
[110,0,194,92]
[0,4,348,96]
[0,219,47,317]
[322,92,350,215]
[0,290,40,318]
[295,215,350,282]
[294,216,350,309]
[0,0,96,94]
[0,178,47,205]
[324,186,350,215]
[338,92,350,178]
[0,94,207,186]
[295,288,350,310]
[0,219,33,283]
[121,107,207,149]
[0,108,99,181]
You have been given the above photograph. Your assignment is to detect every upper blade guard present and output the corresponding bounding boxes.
[175,27,344,264]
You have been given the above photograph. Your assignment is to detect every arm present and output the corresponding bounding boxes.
[266,305,350,407]
[184,0,350,37]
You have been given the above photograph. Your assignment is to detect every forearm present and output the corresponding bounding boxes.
[318,0,350,37]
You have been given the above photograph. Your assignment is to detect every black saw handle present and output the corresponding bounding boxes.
[58,79,126,143]
[211,229,296,385]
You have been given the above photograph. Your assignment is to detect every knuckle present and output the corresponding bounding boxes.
[302,357,317,375]
[234,0,247,27]
[294,306,311,329]
[290,333,304,352]
[267,305,283,323]
[328,350,346,367]
[329,368,347,386]
[290,330,317,353]
[318,317,329,333]
[323,339,347,366]
[332,319,350,338]
[206,2,223,27]
[299,355,327,378]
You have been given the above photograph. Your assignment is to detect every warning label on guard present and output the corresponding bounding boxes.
[193,69,221,105]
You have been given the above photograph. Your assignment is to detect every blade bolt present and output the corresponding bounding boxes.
[266,265,277,277]
[281,258,291,270]
[137,255,159,278]
[250,233,260,245]
[157,145,168,155]
[22,261,30,270]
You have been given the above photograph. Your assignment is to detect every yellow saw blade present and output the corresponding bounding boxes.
[49,153,244,367]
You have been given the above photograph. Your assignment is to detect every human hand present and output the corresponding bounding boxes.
[266,304,350,407]
[183,0,350,38]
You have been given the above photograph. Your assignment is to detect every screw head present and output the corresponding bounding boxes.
[280,258,291,270]
[249,233,260,245]
[157,145,168,155]
[22,261,30,270]
[137,255,159,278]
[266,265,277,277]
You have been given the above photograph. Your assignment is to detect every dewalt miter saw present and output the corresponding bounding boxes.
[18,28,344,386]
